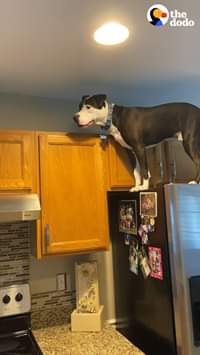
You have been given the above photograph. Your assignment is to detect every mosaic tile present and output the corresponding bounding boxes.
[0,221,76,329]
[0,222,30,287]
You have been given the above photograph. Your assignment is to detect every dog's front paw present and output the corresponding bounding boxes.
[129,185,141,192]
[129,178,150,192]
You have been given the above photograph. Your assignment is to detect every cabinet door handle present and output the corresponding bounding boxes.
[44,224,50,253]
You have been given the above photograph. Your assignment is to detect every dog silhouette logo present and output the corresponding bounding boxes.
[147,4,169,27]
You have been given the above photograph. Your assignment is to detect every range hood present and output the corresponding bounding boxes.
[0,194,41,222]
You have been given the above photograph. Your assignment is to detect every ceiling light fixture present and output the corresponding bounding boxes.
[94,22,129,46]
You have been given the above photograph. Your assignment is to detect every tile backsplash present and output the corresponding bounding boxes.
[31,289,76,329]
[0,221,76,328]
[0,222,30,287]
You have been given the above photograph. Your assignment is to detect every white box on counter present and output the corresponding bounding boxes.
[71,305,104,332]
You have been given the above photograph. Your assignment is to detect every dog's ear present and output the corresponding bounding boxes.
[82,95,90,101]
[79,95,90,110]
[95,94,107,108]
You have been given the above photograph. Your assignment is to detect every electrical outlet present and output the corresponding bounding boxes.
[56,273,66,290]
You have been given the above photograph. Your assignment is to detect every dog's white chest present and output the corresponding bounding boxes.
[109,124,132,149]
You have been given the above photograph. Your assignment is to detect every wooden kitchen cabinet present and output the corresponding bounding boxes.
[106,138,134,189]
[0,131,35,192]
[38,133,109,256]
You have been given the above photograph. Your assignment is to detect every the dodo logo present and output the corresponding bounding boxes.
[147,4,169,27]
[147,4,195,28]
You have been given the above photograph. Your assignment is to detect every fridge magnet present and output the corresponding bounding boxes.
[142,232,149,245]
[124,234,132,246]
[140,254,151,279]
[119,200,137,235]
[139,247,151,278]
[129,241,139,275]
[138,224,149,245]
[142,216,155,233]
[149,217,156,232]
[143,216,155,232]
[148,247,163,280]
[140,192,157,218]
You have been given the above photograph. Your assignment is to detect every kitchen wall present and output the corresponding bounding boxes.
[0,92,77,131]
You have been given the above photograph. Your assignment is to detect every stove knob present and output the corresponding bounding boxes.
[3,294,11,304]
[15,292,23,302]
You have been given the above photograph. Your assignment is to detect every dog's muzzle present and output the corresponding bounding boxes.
[73,113,80,125]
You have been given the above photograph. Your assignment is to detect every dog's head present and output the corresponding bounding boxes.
[73,94,108,128]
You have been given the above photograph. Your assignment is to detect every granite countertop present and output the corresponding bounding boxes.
[34,324,145,355]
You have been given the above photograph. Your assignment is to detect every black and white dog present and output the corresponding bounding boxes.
[73,94,200,190]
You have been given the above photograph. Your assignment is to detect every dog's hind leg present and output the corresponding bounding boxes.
[193,160,200,183]
[188,157,200,183]
[182,134,200,184]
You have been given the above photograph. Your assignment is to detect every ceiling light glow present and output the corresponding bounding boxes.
[94,22,129,46]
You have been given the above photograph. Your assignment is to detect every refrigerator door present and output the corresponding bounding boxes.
[108,188,176,355]
[165,184,200,355]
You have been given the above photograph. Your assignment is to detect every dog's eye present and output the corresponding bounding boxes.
[86,105,91,109]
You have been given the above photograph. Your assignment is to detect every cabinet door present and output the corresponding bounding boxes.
[107,139,134,189]
[39,134,109,255]
[0,131,35,191]
[146,138,196,187]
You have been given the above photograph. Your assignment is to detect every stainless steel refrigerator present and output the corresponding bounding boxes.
[107,184,200,355]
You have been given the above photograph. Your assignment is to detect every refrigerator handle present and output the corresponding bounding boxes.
[170,160,177,183]
[159,160,164,181]
[158,143,164,182]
